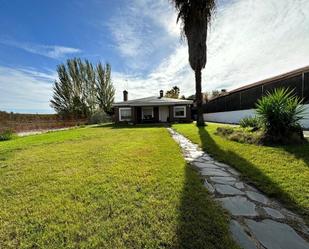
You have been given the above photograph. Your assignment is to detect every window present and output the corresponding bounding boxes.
[142,107,154,120]
[119,108,132,121]
[174,106,186,118]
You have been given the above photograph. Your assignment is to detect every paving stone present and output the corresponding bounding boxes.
[226,167,240,176]
[210,176,237,184]
[168,128,309,247]
[214,162,229,168]
[214,184,244,195]
[230,220,258,249]
[264,207,285,219]
[246,219,309,249]
[204,180,215,194]
[193,162,219,169]
[217,196,258,216]
[201,155,214,161]
[189,152,204,158]
[246,191,269,205]
[235,182,245,189]
[200,168,231,177]
[192,158,205,163]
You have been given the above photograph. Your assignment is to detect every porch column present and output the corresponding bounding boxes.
[169,106,174,122]
[132,107,137,124]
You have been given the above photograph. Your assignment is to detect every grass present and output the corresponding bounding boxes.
[0,124,238,249]
[172,123,309,224]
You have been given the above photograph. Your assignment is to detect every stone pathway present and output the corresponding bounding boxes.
[167,127,309,249]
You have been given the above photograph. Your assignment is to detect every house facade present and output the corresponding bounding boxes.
[112,90,193,124]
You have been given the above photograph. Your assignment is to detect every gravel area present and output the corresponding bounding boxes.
[17,127,72,137]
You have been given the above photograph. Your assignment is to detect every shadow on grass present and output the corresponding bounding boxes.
[196,126,309,224]
[176,163,238,249]
[281,143,309,167]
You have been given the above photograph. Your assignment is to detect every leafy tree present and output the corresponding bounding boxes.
[50,58,115,118]
[165,86,180,99]
[172,0,216,126]
[96,63,115,114]
[84,60,97,115]
[211,90,220,98]
[50,64,74,117]
[186,92,209,103]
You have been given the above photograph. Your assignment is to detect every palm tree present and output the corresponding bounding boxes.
[172,0,216,126]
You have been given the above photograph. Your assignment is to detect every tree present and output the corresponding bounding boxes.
[172,0,216,126]
[96,63,115,114]
[50,58,115,118]
[186,92,209,103]
[211,89,220,98]
[50,64,74,117]
[165,86,180,99]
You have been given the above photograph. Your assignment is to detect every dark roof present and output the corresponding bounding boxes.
[112,96,193,107]
[210,65,309,101]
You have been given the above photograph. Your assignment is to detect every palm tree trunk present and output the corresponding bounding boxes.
[195,70,205,126]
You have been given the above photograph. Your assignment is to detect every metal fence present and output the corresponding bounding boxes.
[203,72,309,113]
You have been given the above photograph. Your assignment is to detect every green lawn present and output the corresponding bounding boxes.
[172,123,309,224]
[0,124,238,249]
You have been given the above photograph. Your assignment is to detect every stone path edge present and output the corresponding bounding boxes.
[167,127,309,249]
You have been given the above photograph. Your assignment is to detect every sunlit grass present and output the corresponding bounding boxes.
[0,124,238,249]
[173,123,309,224]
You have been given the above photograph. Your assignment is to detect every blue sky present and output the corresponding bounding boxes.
[1,0,309,113]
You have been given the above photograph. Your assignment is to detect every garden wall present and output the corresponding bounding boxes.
[0,112,87,132]
[203,67,309,113]
[203,104,309,128]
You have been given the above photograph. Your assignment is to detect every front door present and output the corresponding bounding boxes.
[159,106,169,122]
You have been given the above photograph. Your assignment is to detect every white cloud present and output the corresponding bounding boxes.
[0,39,81,59]
[107,0,180,70]
[2,0,309,112]
[113,0,309,101]
[0,66,55,113]
[204,0,309,90]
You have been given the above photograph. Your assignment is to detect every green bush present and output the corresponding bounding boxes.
[0,129,13,141]
[239,116,261,130]
[89,110,111,124]
[256,88,305,144]
[216,126,263,144]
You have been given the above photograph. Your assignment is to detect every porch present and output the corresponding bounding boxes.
[133,106,170,123]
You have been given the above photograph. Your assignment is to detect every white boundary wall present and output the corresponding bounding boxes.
[204,104,309,129]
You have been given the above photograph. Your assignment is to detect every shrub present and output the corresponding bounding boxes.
[215,126,263,145]
[239,116,261,130]
[89,110,111,124]
[0,129,13,141]
[256,88,305,144]
[216,126,234,136]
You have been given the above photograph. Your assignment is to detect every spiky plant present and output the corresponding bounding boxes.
[172,0,216,126]
[256,88,305,143]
